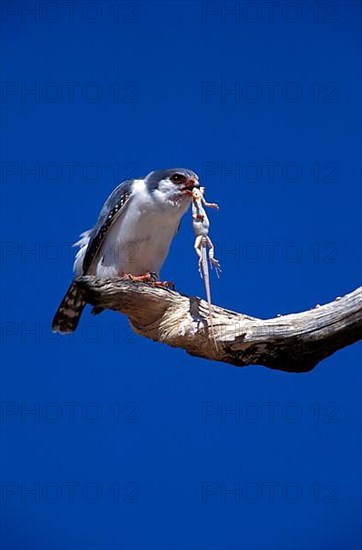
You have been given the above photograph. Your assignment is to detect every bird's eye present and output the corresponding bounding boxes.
[170,173,187,184]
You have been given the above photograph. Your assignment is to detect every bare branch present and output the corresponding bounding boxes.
[75,277,362,373]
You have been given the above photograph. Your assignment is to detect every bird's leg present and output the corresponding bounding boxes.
[120,271,155,283]
[120,272,174,289]
[150,280,175,290]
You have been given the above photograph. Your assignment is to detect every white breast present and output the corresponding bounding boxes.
[95,180,190,277]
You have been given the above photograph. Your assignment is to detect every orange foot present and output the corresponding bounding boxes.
[120,272,174,289]
[151,280,175,290]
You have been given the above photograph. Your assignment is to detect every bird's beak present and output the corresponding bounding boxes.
[182,177,199,195]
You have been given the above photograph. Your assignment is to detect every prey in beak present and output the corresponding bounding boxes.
[182,177,199,196]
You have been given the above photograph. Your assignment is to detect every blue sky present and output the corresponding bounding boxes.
[1,1,361,549]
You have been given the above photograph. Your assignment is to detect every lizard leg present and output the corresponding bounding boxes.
[194,236,204,278]
[205,237,222,277]
[203,201,219,210]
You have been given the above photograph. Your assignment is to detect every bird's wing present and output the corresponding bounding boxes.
[82,179,135,274]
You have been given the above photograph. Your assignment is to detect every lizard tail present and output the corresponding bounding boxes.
[200,246,219,351]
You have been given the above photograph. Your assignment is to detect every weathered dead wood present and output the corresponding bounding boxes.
[75,277,362,373]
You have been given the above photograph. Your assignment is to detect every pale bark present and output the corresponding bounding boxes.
[75,277,362,373]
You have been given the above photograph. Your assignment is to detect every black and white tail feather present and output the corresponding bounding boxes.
[52,231,92,333]
[52,179,133,333]
[52,282,87,333]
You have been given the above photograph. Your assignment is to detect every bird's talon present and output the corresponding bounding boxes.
[120,272,174,289]
[150,280,175,289]
[120,272,157,283]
